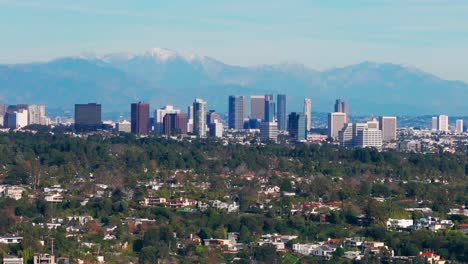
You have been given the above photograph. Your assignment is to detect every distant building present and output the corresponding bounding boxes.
[3,255,23,264]
[455,119,464,133]
[74,103,102,131]
[328,112,347,139]
[193,99,207,137]
[187,105,194,133]
[264,95,275,122]
[163,113,188,135]
[131,102,150,135]
[116,120,131,133]
[209,121,223,138]
[228,95,245,130]
[277,94,287,131]
[437,115,449,132]
[340,122,382,149]
[303,98,312,131]
[250,95,265,120]
[27,104,47,125]
[431,116,438,131]
[334,99,348,121]
[154,105,180,134]
[260,122,278,143]
[33,253,55,264]
[379,116,397,142]
[398,140,421,152]
[367,117,379,129]
[207,110,222,125]
[4,109,28,129]
[0,104,5,127]
[288,112,307,141]
[244,118,261,129]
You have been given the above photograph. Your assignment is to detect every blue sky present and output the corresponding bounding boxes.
[1,0,468,81]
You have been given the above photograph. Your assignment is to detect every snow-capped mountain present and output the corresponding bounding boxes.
[0,47,467,115]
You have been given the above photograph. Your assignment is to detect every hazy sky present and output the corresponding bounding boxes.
[1,0,468,81]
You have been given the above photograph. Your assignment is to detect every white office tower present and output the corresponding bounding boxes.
[456,119,464,133]
[209,120,223,138]
[116,120,131,133]
[27,105,47,125]
[187,105,194,133]
[193,99,207,137]
[431,117,438,131]
[355,126,383,149]
[6,109,28,129]
[437,115,449,132]
[154,105,180,134]
[260,122,278,143]
[379,116,397,142]
[303,98,312,131]
[328,112,347,139]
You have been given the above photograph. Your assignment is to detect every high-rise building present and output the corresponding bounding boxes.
[0,104,5,127]
[207,110,222,125]
[288,112,307,141]
[334,99,348,114]
[276,94,287,131]
[228,95,245,130]
[367,117,379,129]
[339,123,354,147]
[437,115,449,132]
[26,105,46,125]
[187,105,194,133]
[154,105,180,134]
[131,102,150,135]
[303,98,312,131]
[209,120,223,138]
[456,119,464,133]
[264,95,275,122]
[379,116,397,142]
[193,99,207,137]
[328,112,347,139]
[355,126,382,149]
[250,95,265,120]
[431,116,438,131]
[260,122,278,143]
[74,103,102,131]
[163,113,188,135]
[4,109,28,129]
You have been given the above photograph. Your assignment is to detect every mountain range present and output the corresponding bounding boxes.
[0,47,467,116]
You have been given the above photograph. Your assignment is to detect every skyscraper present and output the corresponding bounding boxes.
[288,112,307,141]
[27,105,47,125]
[74,103,102,131]
[154,105,180,134]
[163,113,188,135]
[431,116,438,131]
[0,104,5,127]
[437,115,449,132]
[303,98,312,131]
[228,95,245,130]
[455,119,464,133]
[131,102,150,135]
[4,109,28,129]
[276,94,287,131]
[250,95,265,120]
[379,116,397,142]
[328,112,347,139]
[334,99,348,121]
[193,99,207,137]
[209,121,223,138]
[187,105,194,133]
[207,110,223,125]
[264,95,275,122]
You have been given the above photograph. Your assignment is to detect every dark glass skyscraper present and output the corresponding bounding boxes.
[228,95,245,129]
[163,113,188,135]
[288,112,307,141]
[277,94,286,130]
[74,103,102,131]
[131,102,150,135]
[264,95,275,122]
